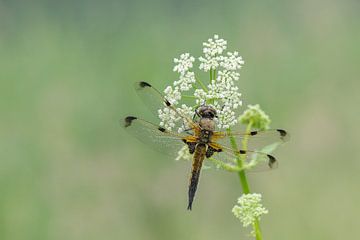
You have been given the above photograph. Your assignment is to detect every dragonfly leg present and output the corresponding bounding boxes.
[187,142,196,154]
[180,119,194,135]
[206,146,222,158]
[182,138,197,154]
[183,128,193,135]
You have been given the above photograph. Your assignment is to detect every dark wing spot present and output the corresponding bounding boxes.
[139,81,151,88]
[239,150,246,154]
[267,154,276,167]
[124,116,137,127]
[216,148,223,152]
[165,100,171,106]
[250,131,258,136]
[277,129,287,137]
[158,127,166,132]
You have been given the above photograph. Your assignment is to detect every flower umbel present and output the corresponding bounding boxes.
[239,104,271,130]
[159,34,245,132]
[232,193,268,236]
[173,53,195,74]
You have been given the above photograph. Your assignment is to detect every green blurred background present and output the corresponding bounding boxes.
[1,0,359,239]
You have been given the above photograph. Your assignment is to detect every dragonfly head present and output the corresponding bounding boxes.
[198,106,217,119]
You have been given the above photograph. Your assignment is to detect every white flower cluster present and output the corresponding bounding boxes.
[159,34,245,133]
[199,35,227,72]
[195,35,244,129]
[232,193,268,230]
[158,107,178,130]
[221,51,244,71]
[163,86,181,105]
[159,53,196,132]
[173,53,195,74]
[175,72,195,91]
[158,104,194,133]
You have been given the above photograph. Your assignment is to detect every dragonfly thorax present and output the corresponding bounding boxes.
[199,118,216,131]
[199,128,213,144]
[198,114,216,144]
[197,105,217,141]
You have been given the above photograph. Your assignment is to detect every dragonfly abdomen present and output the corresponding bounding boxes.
[187,143,206,210]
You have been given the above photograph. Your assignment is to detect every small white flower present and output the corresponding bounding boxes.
[232,193,268,229]
[217,105,237,129]
[163,86,181,105]
[193,88,208,105]
[199,34,228,72]
[177,104,194,132]
[202,34,227,56]
[220,51,244,71]
[199,55,222,72]
[173,53,195,75]
[158,107,178,131]
[199,76,242,128]
[174,71,196,91]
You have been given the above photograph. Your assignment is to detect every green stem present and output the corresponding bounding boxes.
[253,220,263,240]
[228,122,263,240]
[227,127,251,194]
[207,157,240,172]
[207,69,214,105]
[182,95,197,99]
[195,78,208,91]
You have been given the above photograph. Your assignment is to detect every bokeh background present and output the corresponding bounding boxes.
[1,0,359,239]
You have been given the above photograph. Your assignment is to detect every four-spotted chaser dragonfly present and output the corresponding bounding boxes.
[123,81,289,210]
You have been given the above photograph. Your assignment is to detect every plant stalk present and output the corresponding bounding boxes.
[227,121,263,240]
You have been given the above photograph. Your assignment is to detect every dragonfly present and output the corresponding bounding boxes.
[123,81,289,210]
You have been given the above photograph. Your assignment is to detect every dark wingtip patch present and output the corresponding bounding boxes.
[158,127,166,132]
[250,131,258,136]
[165,100,171,106]
[139,81,151,88]
[277,129,290,141]
[239,150,246,154]
[267,154,276,167]
[124,116,137,127]
[277,129,287,137]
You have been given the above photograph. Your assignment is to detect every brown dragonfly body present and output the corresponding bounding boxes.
[184,106,221,210]
[188,144,206,210]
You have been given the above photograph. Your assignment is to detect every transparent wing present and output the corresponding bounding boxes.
[206,142,279,172]
[123,116,195,158]
[134,81,196,131]
[212,129,290,152]
[134,81,167,117]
